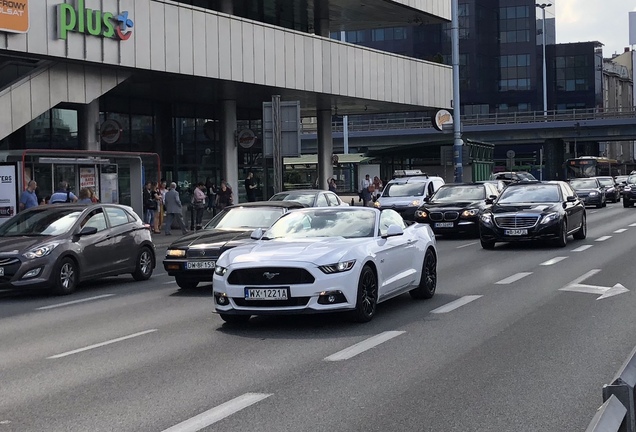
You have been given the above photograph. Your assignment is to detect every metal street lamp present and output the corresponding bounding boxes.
[536,3,552,118]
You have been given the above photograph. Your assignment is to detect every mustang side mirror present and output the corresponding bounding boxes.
[382,224,404,239]
[566,196,577,203]
[250,228,264,240]
[77,226,98,237]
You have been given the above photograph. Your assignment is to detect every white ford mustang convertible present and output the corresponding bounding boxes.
[213,207,437,324]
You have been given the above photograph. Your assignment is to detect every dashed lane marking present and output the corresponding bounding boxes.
[495,272,532,285]
[456,242,478,249]
[47,329,158,359]
[540,257,568,266]
[324,331,406,361]
[430,295,482,314]
[161,393,272,432]
[630,223,636,227]
[614,229,628,233]
[36,294,115,311]
[595,236,612,242]
[571,245,593,252]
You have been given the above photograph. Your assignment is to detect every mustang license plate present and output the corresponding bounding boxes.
[504,229,528,236]
[435,222,454,228]
[186,261,215,270]
[244,287,290,301]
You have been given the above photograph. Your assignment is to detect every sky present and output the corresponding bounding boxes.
[554,0,636,57]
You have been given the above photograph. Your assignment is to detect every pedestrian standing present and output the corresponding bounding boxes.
[192,182,207,230]
[328,178,338,193]
[216,181,233,212]
[143,181,157,228]
[19,180,39,211]
[361,184,375,207]
[77,188,93,204]
[245,172,257,202]
[205,177,216,213]
[50,181,78,204]
[163,182,188,235]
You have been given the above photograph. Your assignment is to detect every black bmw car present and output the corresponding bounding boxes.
[594,176,620,203]
[479,181,586,249]
[622,174,636,207]
[414,183,500,236]
[163,201,305,289]
[568,178,606,208]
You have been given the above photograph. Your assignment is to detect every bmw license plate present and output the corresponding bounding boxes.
[245,287,289,300]
[186,261,215,270]
[504,229,528,236]
[435,222,454,228]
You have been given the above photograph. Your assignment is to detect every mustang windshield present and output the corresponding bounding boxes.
[269,192,316,206]
[0,208,82,237]
[497,185,560,204]
[266,209,376,239]
[570,179,598,189]
[205,207,285,230]
[432,185,484,202]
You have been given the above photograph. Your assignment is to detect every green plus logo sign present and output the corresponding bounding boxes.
[57,0,133,41]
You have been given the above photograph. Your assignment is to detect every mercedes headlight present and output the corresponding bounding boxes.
[540,212,559,224]
[166,249,186,258]
[319,260,356,274]
[625,187,632,192]
[480,213,493,225]
[23,242,60,259]
[214,265,228,276]
[462,209,479,217]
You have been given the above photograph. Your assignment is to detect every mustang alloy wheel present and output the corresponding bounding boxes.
[132,247,154,281]
[351,265,378,323]
[54,257,78,295]
[410,248,437,299]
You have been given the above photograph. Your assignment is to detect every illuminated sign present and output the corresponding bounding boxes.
[57,0,133,41]
[0,0,29,33]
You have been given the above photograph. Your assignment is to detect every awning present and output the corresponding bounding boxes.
[283,153,374,165]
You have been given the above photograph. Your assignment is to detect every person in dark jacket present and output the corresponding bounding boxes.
[216,181,233,211]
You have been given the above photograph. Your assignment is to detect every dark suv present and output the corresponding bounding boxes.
[479,181,586,249]
[622,175,636,208]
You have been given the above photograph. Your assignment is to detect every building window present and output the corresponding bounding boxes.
[499,6,531,43]
[555,55,590,92]
[372,29,384,41]
[499,54,531,91]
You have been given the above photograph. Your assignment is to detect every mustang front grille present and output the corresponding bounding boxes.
[233,297,311,307]
[227,267,315,285]
[494,215,539,229]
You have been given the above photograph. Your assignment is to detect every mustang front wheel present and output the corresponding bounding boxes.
[350,265,377,323]
[410,248,437,299]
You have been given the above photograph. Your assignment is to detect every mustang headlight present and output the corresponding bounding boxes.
[415,210,428,219]
[319,260,356,274]
[589,191,598,196]
[166,249,186,258]
[462,209,479,217]
[480,213,493,225]
[214,265,228,276]
[23,242,60,259]
[540,212,559,225]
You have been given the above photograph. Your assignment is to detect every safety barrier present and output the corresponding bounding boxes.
[586,345,636,431]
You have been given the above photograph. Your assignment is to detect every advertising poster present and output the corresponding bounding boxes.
[100,165,119,204]
[80,167,96,189]
[0,164,17,225]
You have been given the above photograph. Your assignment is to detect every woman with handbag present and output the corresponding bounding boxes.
[192,182,207,231]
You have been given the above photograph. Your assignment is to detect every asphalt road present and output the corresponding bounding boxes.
[1,203,636,431]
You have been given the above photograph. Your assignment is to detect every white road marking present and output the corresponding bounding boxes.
[571,245,593,252]
[36,294,115,310]
[630,223,636,227]
[589,211,598,214]
[495,272,532,285]
[47,329,158,359]
[540,257,568,266]
[162,393,271,432]
[430,295,482,314]
[324,331,406,362]
[569,269,602,285]
[614,229,628,233]
[155,272,168,276]
[456,242,478,249]
[163,281,176,285]
[595,236,612,242]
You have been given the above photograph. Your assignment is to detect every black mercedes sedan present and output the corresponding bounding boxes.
[0,204,155,295]
[568,178,606,208]
[414,183,500,236]
[163,201,305,289]
[594,176,620,203]
[479,181,586,249]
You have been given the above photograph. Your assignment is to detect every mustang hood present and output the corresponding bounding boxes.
[168,229,252,249]
[222,237,362,265]
[491,203,559,214]
[0,236,56,254]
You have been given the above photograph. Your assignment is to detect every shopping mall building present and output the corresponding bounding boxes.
[0,0,451,211]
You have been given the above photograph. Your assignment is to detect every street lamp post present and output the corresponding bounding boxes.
[452,0,463,182]
[536,3,551,118]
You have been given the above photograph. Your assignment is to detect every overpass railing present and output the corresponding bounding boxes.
[301,107,636,134]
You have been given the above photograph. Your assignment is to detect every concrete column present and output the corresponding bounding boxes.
[313,0,329,37]
[543,138,565,180]
[219,0,233,14]
[79,99,100,151]
[316,109,333,190]
[221,98,238,203]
